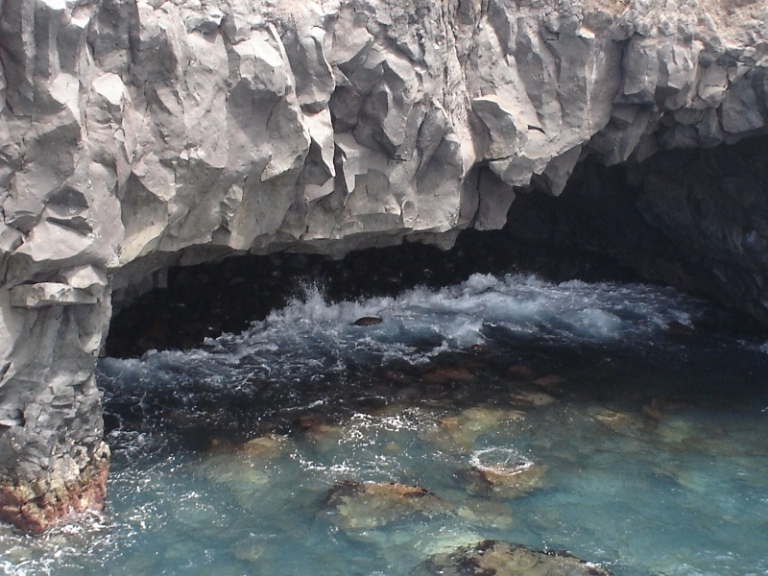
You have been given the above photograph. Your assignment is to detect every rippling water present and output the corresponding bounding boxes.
[3,274,768,575]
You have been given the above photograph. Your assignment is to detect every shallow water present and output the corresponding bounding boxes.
[3,274,768,575]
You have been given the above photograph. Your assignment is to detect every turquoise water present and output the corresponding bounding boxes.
[2,274,768,575]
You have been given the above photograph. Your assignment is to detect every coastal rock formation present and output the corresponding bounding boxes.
[411,540,611,576]
[0,0,767,530]
[323,480,451,530]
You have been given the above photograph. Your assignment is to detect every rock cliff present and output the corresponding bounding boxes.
[1,0,767,531]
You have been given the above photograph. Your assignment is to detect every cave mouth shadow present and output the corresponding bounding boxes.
[104,228,642,360]
[105,136,768,360]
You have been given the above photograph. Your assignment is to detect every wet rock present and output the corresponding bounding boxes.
[233,538,269,563]
[468,448,546,498]
[323,481,451,530]
[590,407,645,436]
[196,434,290,500]
[296,415,345,452]
[510,390,558,407]
[507,365,535,379]
[457,499,515,530]
[353,317,383,326]
[652,417,695,445]
[411,540,611,576]
[4,0,768,533]
[424,366,478,385]
[642,394,698,421]
[532,374,567,389]
[234,435,288,459]
[297,414,339,435]
[425,408,523,452]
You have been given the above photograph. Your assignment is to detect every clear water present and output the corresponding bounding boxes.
[2,273,768,575]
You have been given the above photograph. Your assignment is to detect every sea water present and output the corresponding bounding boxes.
[2,273,768,575]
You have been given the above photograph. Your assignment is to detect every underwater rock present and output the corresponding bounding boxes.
[196,434,291,504]
[590,407,645,436]
[642,394,698,422]
[208,434,288,460]
[425,408,524,452]
[296,415,345,452]
[532,375,568,390]
[467,448,546,498]
[510,390,558,407]
[507,365,536,379]
[323,481,451,530]
[411,540,611,576]
[457,499,515,530]
[423,366,478,384]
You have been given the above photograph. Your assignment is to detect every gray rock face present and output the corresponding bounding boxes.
[0,0,767,530]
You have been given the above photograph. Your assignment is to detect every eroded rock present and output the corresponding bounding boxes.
[1,0,768,531]
[411,540,611,576]
[323,480,451,530]
[468,448,546,498]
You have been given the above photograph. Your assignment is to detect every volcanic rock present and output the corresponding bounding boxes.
[411,540,611,576]
[323,480,451,530]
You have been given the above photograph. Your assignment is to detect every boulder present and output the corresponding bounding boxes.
[322,480,451,530]
[411,540,611,576]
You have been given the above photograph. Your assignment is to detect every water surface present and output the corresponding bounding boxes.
[3,274,768,575]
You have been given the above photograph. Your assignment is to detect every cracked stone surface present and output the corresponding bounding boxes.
[0,0,767,531]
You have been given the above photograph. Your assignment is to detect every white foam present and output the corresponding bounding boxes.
[99,273,709,393]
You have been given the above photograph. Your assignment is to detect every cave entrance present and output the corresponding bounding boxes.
[106,136,768,360]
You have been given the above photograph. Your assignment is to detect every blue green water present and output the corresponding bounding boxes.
[2,274,768,575]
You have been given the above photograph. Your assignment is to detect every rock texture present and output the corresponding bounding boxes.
[506,136,768,324]
[0,0,767,531]
[411,540,611,576]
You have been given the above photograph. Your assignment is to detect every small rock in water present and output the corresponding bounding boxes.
[424,407,520,451]
[296,414,344,451]
[468,447,546,498]
[532,374,567,389]
[510,389,557,407]
[323,481,451,530]
[207,434,288,459]
[642,394,697,421]
[353,316,383,326]
[411,540,611,576]
[590,407,645,436]
[457,499,515,529]
[423,366,477,384]
[507,364,535,379]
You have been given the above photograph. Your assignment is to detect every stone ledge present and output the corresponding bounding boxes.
[9,283,99,308]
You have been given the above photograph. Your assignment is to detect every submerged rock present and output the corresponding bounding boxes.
[457,499,515,530]
[468,448,546,498]
[195,434,291,505]
[424,407,524,452]
[323,481,451,530]
[532,374,568,390]
[507,365,536,379]
[423,366,478,384]
[510,390,558,407]
[208,434,288,459]
[411,540,611,576]
[590,407,646,436]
